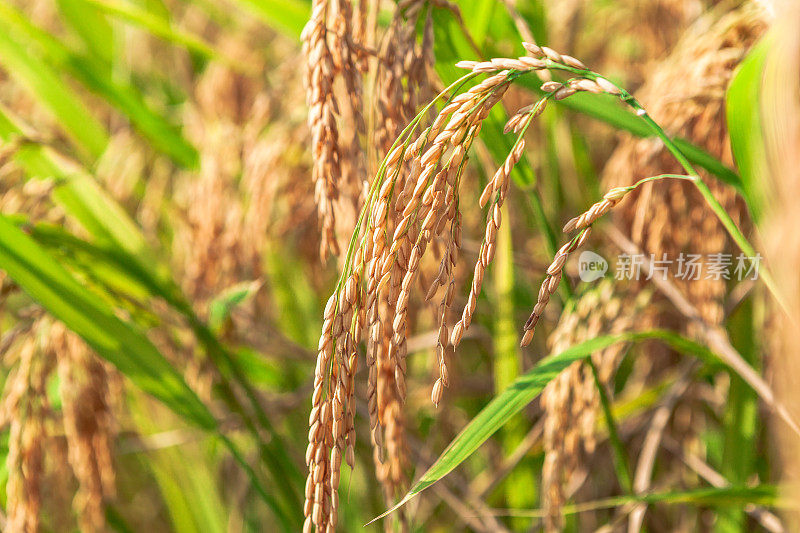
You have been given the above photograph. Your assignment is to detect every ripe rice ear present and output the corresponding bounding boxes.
[52,324,116,532]
[541,282,649,530]
[600,3,767,329]
[3,320,51,533]
[303,0,368,261]
[304,42,610,529]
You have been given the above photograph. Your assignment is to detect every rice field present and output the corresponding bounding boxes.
[0,0,797,531]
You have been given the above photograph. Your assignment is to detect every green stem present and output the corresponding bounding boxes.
[545,59,785,314]
[621,97,788,314]
[218,433,293,531]
[587,358,633,494]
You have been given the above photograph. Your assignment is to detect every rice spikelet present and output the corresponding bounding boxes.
[52,324,116,532]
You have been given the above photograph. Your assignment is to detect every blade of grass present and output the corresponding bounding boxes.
[0,2,199,167]
[129,395,227,533]
[552,89,742,189]
[369,329,747,522]
[26,221,154,302]
[56,0,114,64]
[0,28,108,160]
[489,485,785,518]
[105,506,136,533]
[455,0,495,47]
[81,0,222,61]
[207,281,261,333]
[492,205,537,517]
[587,358,633,494]
[228,0,309,40]
[263,247,321,349]
[716,298,760,532]
[725,32,773,223]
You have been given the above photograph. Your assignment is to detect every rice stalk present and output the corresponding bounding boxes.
[521,174,693,346]
[532,7,769,527]
[602,2,767,327]
[303,43,628,531]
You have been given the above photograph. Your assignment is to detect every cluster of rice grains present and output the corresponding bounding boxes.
[368,3,436,514]
[303,41,630,531]
[0,140,117,531]
[541,282,650,531]
[303,0,367,260]
[0,318,117,532]
[373,1,434,157]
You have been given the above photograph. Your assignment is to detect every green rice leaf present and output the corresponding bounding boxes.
[454,0,495,48]
[495,485,784,518]
[515,76,742,189]
[726,32,773,222]
[208,281,261,332]
[227,0,309,40]
[82,0,221,61]
[0,215,216,430]
[370,330,723,522]
[56,0,114,64]
[0,25,108,160]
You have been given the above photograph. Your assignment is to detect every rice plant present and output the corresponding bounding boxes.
[0,0,797,532]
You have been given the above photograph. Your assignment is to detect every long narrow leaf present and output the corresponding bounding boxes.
[230,0,309,39]
[0,2,199,167]
[0,26,108,160]
[56,0,114,64]
[82,0,221,60]
[726,32,772,222]
[494,485,784,518]
[514,75,742,190]
[370,330,726,522]
[0,215,215,429]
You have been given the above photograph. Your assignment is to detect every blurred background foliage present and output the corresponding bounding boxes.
[0,0,796,531]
